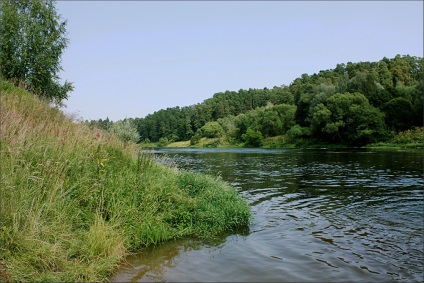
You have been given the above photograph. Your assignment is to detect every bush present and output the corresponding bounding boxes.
[242,128,264,147]
[393,127,424,144]
[109,119,140,144]
[157,137,170,147]
[287,124,311,139]
[198,121,224,138]
[167,134,179,142]
[190,134,201,145]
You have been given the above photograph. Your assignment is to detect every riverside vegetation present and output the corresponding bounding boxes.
[88,55,423,149]
[0,81,251,282]
[0,1,419,280]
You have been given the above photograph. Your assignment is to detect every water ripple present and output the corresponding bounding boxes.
[118,148,424,282]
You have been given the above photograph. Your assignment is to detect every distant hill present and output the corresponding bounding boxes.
[90,54,423,147]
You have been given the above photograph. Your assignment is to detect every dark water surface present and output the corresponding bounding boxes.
[111,148,424,282]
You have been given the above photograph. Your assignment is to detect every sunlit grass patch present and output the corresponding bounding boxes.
[167,140,191,147]
[367,127,424,149]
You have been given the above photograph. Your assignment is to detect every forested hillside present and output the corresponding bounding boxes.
[89,55,423,147]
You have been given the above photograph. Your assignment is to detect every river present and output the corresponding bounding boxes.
[111,148,423,282]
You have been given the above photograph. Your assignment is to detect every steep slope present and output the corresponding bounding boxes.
[0,81,250,282]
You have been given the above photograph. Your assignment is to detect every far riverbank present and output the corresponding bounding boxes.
[139,128,423,150]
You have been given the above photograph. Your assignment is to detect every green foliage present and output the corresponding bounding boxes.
[383,97,414,131]
[133,55,422,147]
[273,104,297,132]
[0,81,251,281]
[190,133,201,146]
[134,85,296,143]
[260,108,282,137]
[393,127,423,144]
[310,92,386,145]
[217,115,239,143]
[167,134,179,142]
[242,128,264,147]
[0,0,73,104]
[86,118,113,131]
[411,79,424,126]
[287,125,311,139]
[367,127,424,149]
[198,121,225,138]
[109,119,140,144]
[157,137,170,147]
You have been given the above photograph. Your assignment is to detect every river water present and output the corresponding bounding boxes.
[111,148,423,282]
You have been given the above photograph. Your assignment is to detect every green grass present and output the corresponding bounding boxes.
[166,140,191,147]
[165,136,353,149]
[0,81,251,282]
[366,127,424,149]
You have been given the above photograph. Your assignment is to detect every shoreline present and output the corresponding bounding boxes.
[139,137,423,151]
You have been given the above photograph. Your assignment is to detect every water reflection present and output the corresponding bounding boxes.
[111,229,249,282]
[112,148,423,282]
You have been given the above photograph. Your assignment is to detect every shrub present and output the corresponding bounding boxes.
[393,127,424,144]
[190,134,201,145]
[242,128,264,147]
[109,120,140,144]
[198,121,225,138]
[157,137,170,147]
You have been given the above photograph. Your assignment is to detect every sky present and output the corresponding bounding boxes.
[56,1,423,122]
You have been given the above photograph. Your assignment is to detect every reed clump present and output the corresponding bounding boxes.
[0,81,251,282]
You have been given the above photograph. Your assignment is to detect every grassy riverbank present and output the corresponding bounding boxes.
[0,81,251,282]
[162,129,423,150]
[365,127,424,149]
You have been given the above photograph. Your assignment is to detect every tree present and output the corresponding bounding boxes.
[383,97,413,132]
[217,115,238,143]
[131,55,421,145]
[309,103,332,136]
[86,118,112,131]
[390,54,412,87]
[269,86,294,105]
[198,121,224,138]
[411,78,424,127]
[378,60,392,88]
[274,104,297,133]
[110,120,140,144]
[242,128,264,147]
[260,108,282,137]
[310,92,386,145]
[0,0,73,104]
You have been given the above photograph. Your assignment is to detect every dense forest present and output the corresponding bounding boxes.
[88,55,423,147]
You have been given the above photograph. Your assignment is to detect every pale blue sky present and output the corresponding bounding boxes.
[56,1,423,122]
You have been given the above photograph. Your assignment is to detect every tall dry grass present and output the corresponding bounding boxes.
[0,81,250,282]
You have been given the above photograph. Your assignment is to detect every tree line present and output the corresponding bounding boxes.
[1,2,421,147]
[89,54,422,147]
